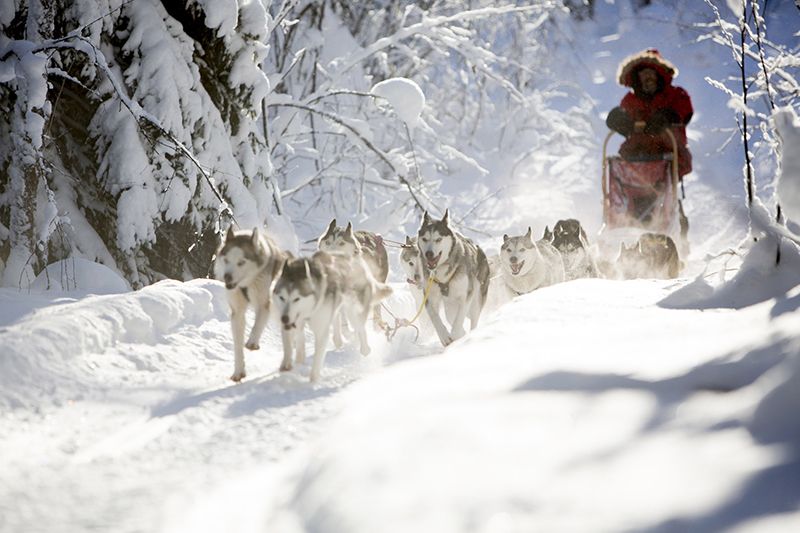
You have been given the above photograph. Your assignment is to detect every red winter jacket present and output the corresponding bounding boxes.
[613,49,694,176]
[619,85,693,176]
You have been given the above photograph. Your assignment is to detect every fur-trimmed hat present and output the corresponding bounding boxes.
[617,48,678,87]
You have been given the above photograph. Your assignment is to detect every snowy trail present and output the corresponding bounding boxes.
[0,279,432,533]
[2,257,799,533]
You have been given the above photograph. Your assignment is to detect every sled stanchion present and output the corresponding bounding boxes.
[665,128,679,202]
[601,130,616,225]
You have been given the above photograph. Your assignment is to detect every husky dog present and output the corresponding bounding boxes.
[400,235,424,289]
[617,232,681,279]
[417,210,491,346]
[273,251,391,382]
[543,218,599,280]
[500,227,565,297]
[318,219,389,327]
[214,226,287,382]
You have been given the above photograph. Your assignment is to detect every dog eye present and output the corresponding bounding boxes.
[338,242,345,246]
[408,261,414,266]
[292,297,300,303]
[435,238,442,243]
[237,260,245,267]
[278,295,285,302]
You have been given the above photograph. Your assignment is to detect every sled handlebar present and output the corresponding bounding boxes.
[602,127,680,213]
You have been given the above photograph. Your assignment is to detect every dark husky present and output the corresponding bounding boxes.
[543,218,600,280]
[617,232,682,279]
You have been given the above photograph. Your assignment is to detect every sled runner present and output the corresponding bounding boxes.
[599,126,687,257]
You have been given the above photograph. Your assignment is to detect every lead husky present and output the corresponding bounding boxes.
[417,210,490,346]
[273,251,392,382]
[318,220,389,327]
[500,227,565,297]
[214,226,287,382]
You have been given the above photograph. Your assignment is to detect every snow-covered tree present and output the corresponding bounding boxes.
[702,0,800,211]
[1,0,277,288]
[0,0,594,287]
[701,0,800,264]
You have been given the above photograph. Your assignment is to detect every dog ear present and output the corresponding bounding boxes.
[405,235,413,246]
[345,222,354,238]
[442,209,450,225]
[324,219,336,236]
[503,234,509,243]
[303,258,312,280]
[422,211,431,226]
[251,227,260,244]
[525,226,533,244]
[226,225,236,241]
[542,226,552,241]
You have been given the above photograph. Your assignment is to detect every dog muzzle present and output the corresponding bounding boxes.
[510,260,525,275]
[426,252,441,270]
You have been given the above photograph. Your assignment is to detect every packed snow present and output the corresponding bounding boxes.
[2,2,800,533]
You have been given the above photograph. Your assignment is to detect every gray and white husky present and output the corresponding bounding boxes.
[273,251,392,382]
[318,219,389,327]
[214,226,287,382]
[417,210,491,346]
[400,235,424,290]
[543,218,600,280]
[500,227,565,297]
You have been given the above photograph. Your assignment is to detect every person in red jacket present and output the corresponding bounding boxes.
[606,49,693,178]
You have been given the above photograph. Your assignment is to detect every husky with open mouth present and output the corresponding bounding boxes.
[499,227,565,298]
[416,210,490,346]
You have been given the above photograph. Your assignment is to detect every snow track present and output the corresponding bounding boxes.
[0,279,420,533]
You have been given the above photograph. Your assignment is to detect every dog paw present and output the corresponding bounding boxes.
[245,341,260,351]
[360,345,371,356]
[230,371,246,382]
[280,363,293,372]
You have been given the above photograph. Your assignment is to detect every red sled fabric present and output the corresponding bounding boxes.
[605,157,679,234]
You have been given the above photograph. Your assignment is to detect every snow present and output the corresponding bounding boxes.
[774,106,800,225]
[195,0,238,37]
[371,77,426,128]
[29,257,130,294]
[2,1,800,533]
[1,258,798,532]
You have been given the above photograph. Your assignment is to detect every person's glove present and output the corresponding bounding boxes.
[606,107,634,136]
[644,108,679,134]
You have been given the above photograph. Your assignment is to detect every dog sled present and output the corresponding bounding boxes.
[598,125,688,258]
